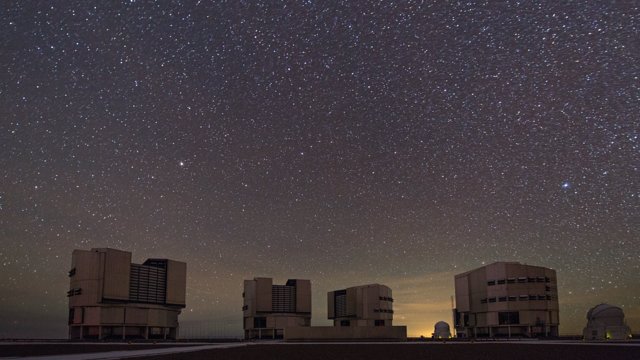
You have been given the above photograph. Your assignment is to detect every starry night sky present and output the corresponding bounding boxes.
[1,1,638,338]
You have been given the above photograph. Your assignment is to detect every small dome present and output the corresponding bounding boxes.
[583,303,632,340]
[433,321,452,339]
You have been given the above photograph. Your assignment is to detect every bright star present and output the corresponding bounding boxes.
[179,161,185,167]
[561,182,571,189]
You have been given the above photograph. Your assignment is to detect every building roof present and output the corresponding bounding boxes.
[454,261,554,278]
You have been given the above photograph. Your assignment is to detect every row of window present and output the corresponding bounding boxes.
[373,308,394,313]
[480,294,552,303]
[487,277,550,286]
[66,288,82,297]
[378,296,394,302]
[340,320,386,326]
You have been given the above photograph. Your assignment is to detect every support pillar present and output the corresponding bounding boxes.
[163,327,167,340]
[145,326,149,340]
[98,326,102,340]
[123,325,126,340]
[80,326,84,340]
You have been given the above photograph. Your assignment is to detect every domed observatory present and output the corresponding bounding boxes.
[433,321,452,339]
[582,304,632,340]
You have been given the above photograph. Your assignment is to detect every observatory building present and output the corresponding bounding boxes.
[433,321,452,339]
[453,262,559,338]
[327,284,394,327]
[582,303,632,340]
[67,248,186,340]
[242,277,311,339]
[284,283,407,341]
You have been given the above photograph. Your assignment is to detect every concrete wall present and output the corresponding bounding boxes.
[295,279,311,313]
[70,250,102,307]
[99,248,131,301]
[166,260,187,306]
[284,326,407,341]
[454,275,470,312]
[255,278,273,313]
[243,280,256,318]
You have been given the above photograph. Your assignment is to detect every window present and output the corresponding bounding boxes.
[508,296,517,302]
[498,297,507,302]
[375,320,385,326]
[488,297,496,303]
[480,298,487,304]
[374,309,393,313]
[538,295,546,300]
[340,320,350,327]
[68,308,75,325]
[497,279,506,285]
[529,295,537,301]
[334,290,347,318]
[242,305,248,311]
[272,285,296,313]
[545,286,551,292]
[545,277,550,283]
[527,277,535,283]
[518,277,526,283]
[129,263,167,305]
[499,312,520,325]
[519,295,528,300]
[68,268,76,277]
[487,280,496,286]
[507,278,516,284]
[66,288,82,297]
[254,317,267,328]
[537,277,545,283]
[546,295,552,300]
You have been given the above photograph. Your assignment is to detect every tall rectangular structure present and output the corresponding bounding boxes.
[242,277,311,339]
[327,284,394,327]
[67,248,187,340]
[453,262,559,338]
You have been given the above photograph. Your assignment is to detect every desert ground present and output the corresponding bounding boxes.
[2,341,640,360]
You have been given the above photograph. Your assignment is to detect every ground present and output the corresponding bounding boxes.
[1,341,639,360]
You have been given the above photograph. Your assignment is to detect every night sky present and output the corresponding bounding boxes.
[1,1,638,338]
